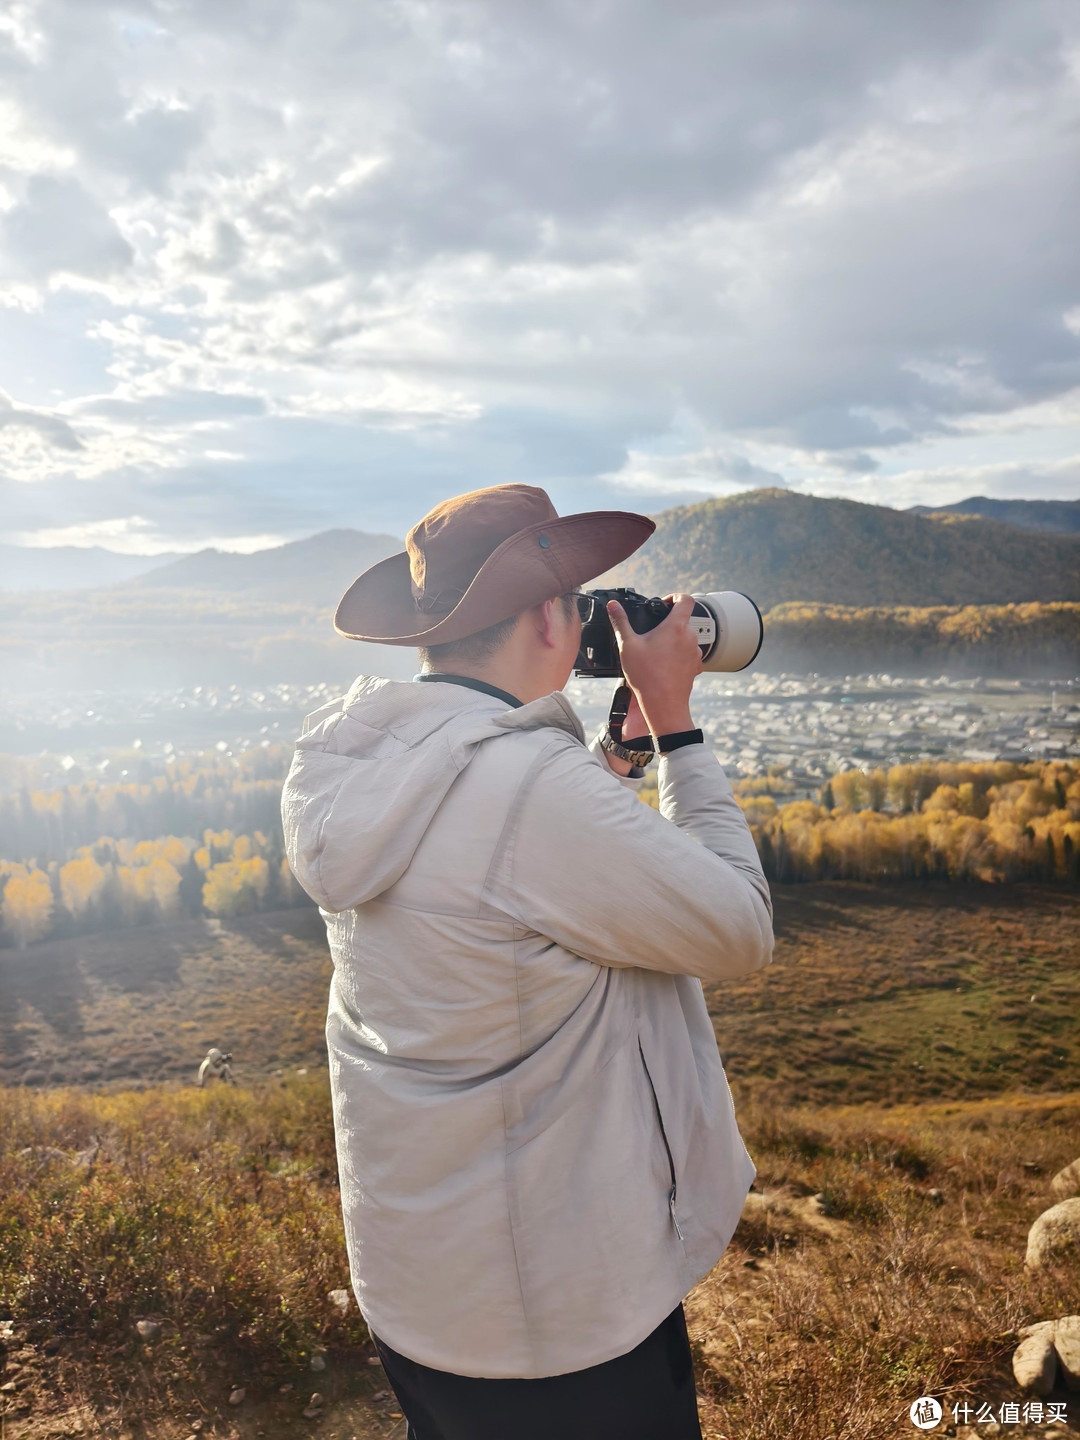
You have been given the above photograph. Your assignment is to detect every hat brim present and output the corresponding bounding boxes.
[334,510,655,645]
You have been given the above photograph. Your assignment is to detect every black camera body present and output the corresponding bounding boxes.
[574,586,763,679]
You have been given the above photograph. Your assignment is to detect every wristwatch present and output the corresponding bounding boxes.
[599,728,655,768]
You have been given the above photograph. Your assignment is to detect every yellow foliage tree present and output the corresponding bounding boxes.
[202,856,269,917]
[134,857,182,916]
[59,854,107,919]
[2,867,54,947]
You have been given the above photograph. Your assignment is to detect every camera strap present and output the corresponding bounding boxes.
[607,682,632,742]
[606,682,653,752]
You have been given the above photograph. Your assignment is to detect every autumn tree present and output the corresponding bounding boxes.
[1,866,54,947]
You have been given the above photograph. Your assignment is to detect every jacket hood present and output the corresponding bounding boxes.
[281,674,584,913]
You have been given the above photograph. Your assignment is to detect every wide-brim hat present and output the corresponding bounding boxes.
[334,483,655,646]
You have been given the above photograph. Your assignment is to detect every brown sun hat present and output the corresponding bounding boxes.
[334,483,655,646]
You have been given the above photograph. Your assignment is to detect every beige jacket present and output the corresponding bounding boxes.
[281,675,773,1378]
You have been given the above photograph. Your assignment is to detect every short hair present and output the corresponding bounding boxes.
[418,593,576,670]
[418,612,521,670]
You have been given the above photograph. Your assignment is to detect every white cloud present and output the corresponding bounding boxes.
[793,455,1080,509]
[1,175,133,281]
[13,514,288,556]
[0,387,81,451]
[0,0,1076,544]
[0,3,47,65]
[603,446,787,498]
[0,99,75,173]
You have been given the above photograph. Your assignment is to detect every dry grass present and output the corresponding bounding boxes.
[715,883,1080,1107]
[0,1076,358,1354]
[1,882,1079,1435]
[2,1081,1078,1438]
[0,1076,408,1438]
[692,1095,1080,1439]
[0,909,333,1090]
[3,885,1077,1113]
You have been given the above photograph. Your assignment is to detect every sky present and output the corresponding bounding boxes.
[1,0,1078,556]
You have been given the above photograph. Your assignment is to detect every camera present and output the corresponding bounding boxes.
[573,587,763,679]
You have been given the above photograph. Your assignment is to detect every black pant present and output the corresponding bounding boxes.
[371,1305,703,1440]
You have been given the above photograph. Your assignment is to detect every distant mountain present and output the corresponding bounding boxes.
[608,488,1080,610]
[0,545,182,592]
[123,528,402,608]
[908,496,1080,535]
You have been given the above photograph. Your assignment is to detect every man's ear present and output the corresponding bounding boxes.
[528,597,560,649]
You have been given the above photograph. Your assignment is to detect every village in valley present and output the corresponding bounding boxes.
[3,672,1077,797]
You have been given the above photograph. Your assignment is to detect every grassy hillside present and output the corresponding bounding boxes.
[1,884,1078,1436]
[2,1078,1077,1439]
[714,883,1078,1108]
[2,887,1076,1104]
[910,496,1080,535]
[609,488,1080,610]
[0,908,332,1089]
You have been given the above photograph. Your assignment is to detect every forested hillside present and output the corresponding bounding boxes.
[609,489,1080,609]
[3,495,1079,689]
[761,601,1080,676]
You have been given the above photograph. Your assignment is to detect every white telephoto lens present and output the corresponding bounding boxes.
[694,592,764,672]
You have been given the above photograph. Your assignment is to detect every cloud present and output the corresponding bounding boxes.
[0,0,1075,544]
[793,454,1080,509]
[0,387,81,450]
[602,447,787,499]
[12,513,287,555]
[1,176,134,281]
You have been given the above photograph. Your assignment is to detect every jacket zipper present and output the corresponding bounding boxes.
[639,1041,684,1242]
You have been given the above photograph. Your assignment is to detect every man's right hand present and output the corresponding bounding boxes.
[606,594,702,739]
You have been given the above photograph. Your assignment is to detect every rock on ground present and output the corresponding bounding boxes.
[1025,1197,1080,1270]
[1051,1158,1080,1202]
[1012,1332,1057,1395]
[1054,1315,1080,1391]
[739,1188,846,1239]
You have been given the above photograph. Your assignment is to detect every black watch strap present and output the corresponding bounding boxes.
[655,728,704,754]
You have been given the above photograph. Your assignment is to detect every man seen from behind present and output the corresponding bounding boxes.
[281,483,774,1440]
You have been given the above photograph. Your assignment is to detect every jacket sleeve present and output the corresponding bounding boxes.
[496,737,773,983]
[586,728,644,790]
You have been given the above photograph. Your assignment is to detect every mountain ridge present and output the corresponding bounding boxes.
[4,491,1078,614]
[0,544,185,592]
[606,488,1080,610]
[118,528,402,607]
[908,495,1080,534]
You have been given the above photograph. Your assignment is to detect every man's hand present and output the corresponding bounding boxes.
[607,594,702,739]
